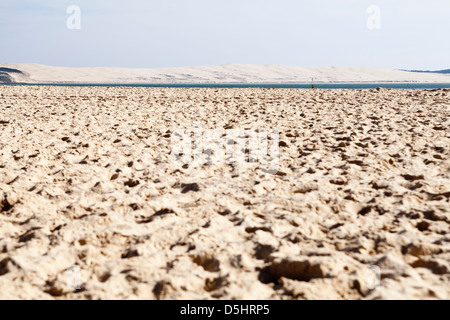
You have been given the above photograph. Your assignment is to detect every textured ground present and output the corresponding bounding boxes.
[0,86,449,300]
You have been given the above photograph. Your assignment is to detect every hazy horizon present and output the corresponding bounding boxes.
[1,0,449,70]
[2,62,449,73]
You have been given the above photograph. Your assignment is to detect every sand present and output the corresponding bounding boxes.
[0,86,449,300]
[2,63,450,84]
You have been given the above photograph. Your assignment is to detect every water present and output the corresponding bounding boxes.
[2,83,450,89]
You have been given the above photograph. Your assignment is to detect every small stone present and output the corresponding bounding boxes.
[416,221,430,232]
[124,179,140,188]
[181,183,200,194]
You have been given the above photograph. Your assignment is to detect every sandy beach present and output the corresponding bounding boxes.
[0,86,449,300]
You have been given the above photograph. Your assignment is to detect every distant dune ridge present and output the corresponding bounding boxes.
[1,63,450,84]
[0,67,23,84]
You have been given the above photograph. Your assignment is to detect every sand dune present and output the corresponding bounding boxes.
[0,86,449,299]
[2,63,450,84]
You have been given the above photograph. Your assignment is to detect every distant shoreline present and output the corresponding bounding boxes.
[2,82,450,89]
[403,69,450,74]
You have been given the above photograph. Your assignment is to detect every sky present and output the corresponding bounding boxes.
[0,0,449,70]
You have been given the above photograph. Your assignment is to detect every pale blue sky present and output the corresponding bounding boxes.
[0,0,449,69]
